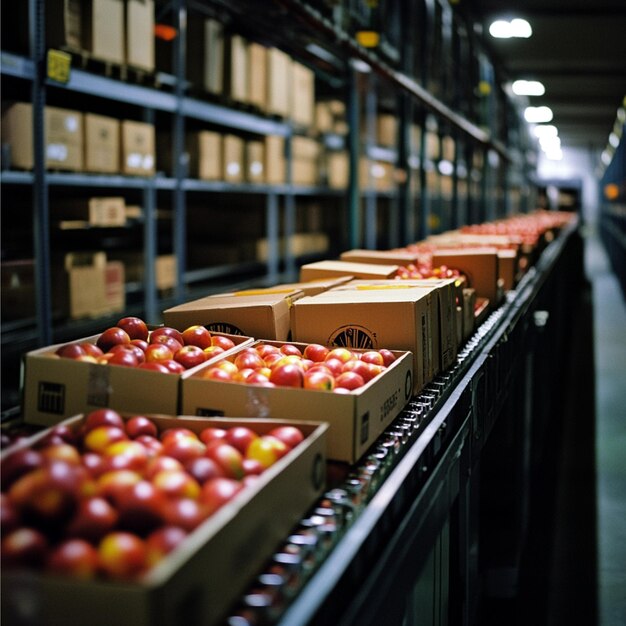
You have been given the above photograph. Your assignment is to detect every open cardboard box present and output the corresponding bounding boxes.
[21,333,252,427]
[163,289,304,342]
[290,284,435,394]
[1,413,327,626]
[181,341,413,463]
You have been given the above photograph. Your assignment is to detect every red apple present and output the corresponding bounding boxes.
[130,339,149,353]
[0,494,19,534]
[160,359,186,374]
[144,344,174,363]
[106,349,139,368]
[181,325,212,349]
[80,342,105,358]
[322,357,344,376]
[96,327,131,353]
[205,441,245,480]
[174,345,207,370]
[198,427,227,446]
[247,436,289,469]
[334,371,365,390]
[146,526,188,567]
[378,348,397,367]
[149,326,184,346]
[111,343,145,364]
[303,369,335,391]
[326,347,354,363]
[102,440,149,473]
[234,351,265,371]
[97,470,143,502]
[303,343,330,362]
[255,343,280,359]
[117,316,149,341]
[55,343,87,359]
[279,344,302,357]
[360,350,385,366]
[144,456,183,479]
[1,527,49,568]
[211,335,236,351]
[83,408,125,433]
[242,458,264,476]
[201,477,243,516]
[47,538,99,580]
[201,367,233,382]
[267,426,304,449]
[98,532,147,579]
[160,428,198,445]
[246,371,272,385]
[152,470,201,500]
[125,416,158,439]
[224,426,258,455]
[161,437,206,464]
[151,334,183,354]
[183,456,225,484]
[40,443,82,465]
[84,425,127,453]
[1,448,44,490]
[67,496,119,541]
[161,497,207,532]
[202,346,225,359]
[114,480,166,535]
[269,362,304,388]
[137,361,170,374]
[134,435,163,457]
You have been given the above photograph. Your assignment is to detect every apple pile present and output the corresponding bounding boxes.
[53,317,237,373]
[393,263,462,281]
[1,409,305,581]
[200,342,397,392]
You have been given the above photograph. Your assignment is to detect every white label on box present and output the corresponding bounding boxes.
[46,143,68,161]
[142,155,154,170]
[65,116,79,133]
[127,152,142,168]
[250,161,263,176]
[226,162,241,176]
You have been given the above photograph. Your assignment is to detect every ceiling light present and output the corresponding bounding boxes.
[533,124,558,138]
[524,106,553,123]
[609,132,620,148]
[539,136,560,151]
[512,80,545,96]
[544,148,562,161]
[489,18,532,39]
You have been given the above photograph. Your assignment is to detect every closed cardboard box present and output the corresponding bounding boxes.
[224,34,248,102]
[266,47,290,117]
[291,285,435,392]
[340,249,421,267]
[46,0,83,50]
[223,134,244,183]
[163,289,305,341]
[57,197,126,227]
[84,113,120,173]
[246,140,265,183]
[360,158,394,191]
[84,0,124,64]
[265,135,285,184]
[121,120,155,175]
[248,43,267,110]
[125,0,154,71]
[327,151,349,189]
[299,260,399,282]
[377,113,397,147]
[186,130,221,180]
[1,103,83,171]
[291,61,315,127]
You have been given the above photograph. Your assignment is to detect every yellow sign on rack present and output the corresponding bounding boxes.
[47,49,71,84]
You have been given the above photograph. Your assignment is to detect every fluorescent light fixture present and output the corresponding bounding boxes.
[512,80,545,96]
[601,150,612,166]
[524,106,553,123]
[489,18,532,39]
[609,132,620,148]
[539,136,560,151]
[533,124,558,138]
[544,148,563,161]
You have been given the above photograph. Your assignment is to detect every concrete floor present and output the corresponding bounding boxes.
[587,226,626,626]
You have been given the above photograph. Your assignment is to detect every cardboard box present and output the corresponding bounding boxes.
[84,113,120,173]
[182,342,412,463]
[326,151,349,188]
[290,61,315,127]
[183,130,221,180]
[106,252,177,291]
[224,34,248,102]
[291,286,435,393]
[222,134,244,183]
[121,120,155,176]
[1,413,327,626]
[266,47,291,117]
[164,289,305,341]
[125,0,155,71]
[315,101,333,133]
[256,232,329,262]
[1,260,36,320]
[265,135,286,184]
[462,288,476,341]
[340,278,459,374]
[267,276,353,297]
[246,140,265,183]
[377,113,397,147]
[156,254,177,290]
[431,248,500,304]
[248,43,267,110]
[340,249,421,267]
[21,333,250,425]
[360,158,395,191]
[497,249,518,291]
[299,260,399,282]
[57,197,126,227]
[84,0,125,64]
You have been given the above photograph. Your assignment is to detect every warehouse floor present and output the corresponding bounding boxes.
[505,223,626,626]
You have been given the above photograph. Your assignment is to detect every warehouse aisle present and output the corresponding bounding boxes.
[586,226,626,626]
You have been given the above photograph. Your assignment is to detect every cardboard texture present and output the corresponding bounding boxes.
[247,43,267,111]
[85,0,124,64]
[299,260,399,282]
[256,233,329,262]
[431,248,500,304]
[246,140,265,183]
[264,135,286,184]
[163,289,305,341]
[121,120,155,176]
[222,135,244,183]
[291,61,315,126]
[291,286,435,393]
[84,113,120,173]
[376,113,397,147]
[1,414,327,626]
[339,249,421,267]
[266,276,353,297]
[224,34,248,102]
[21,333,251,426]
[46,0,83,50]
[125,0,155,71]
[182,342,413,463]
[326,151,349,189]
[58,197,126,227]
[266,47,290,117]
[360,158,395,191]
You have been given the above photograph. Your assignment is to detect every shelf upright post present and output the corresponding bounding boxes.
[284,128,297,281]
[143,107,158,323]
[29,0,52,345]
[347,62,362,249]
[266,192,280,286]
[172,0,187,302]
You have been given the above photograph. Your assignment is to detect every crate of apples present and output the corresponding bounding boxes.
[1,410,327,626]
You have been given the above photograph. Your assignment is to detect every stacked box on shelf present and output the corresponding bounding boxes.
[181,341,413,463]
[1,413,327,626]
[125,0,154,72]
[84,114,120,174]
[83,0,125,65]
[121,120,155,176]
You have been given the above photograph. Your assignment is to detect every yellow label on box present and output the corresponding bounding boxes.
[234,288,296,296]
[47,49,71,84]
